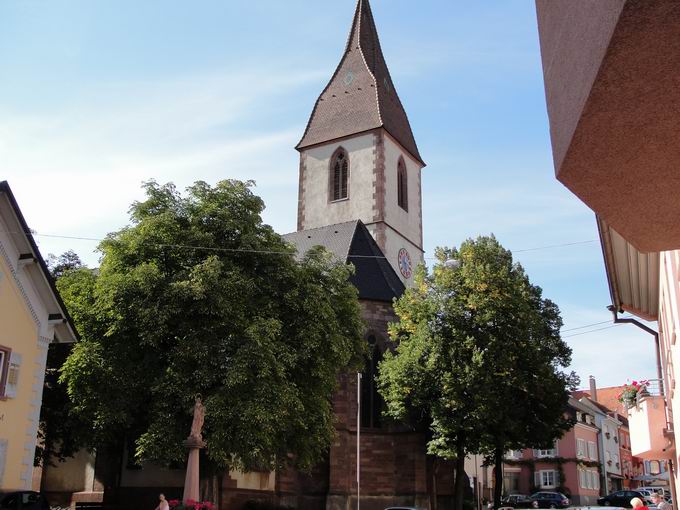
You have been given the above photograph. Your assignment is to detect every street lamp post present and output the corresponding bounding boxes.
[357,372,362,510]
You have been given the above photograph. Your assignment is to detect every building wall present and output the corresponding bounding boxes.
[0,227,51,490]
[299,130,424,286]
[504,420,601,505]
[658,249,680,501]
[299,133,377,233]
[380,133,424,284]
[619,428,635,488]
[572,423,601,505]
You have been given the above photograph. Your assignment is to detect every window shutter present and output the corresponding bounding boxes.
[4,352,21,399]
[0,439,7,487]
[554,470,560,485]
[534,471,541,487]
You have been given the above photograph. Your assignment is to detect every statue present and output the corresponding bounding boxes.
[183,395,206,503]
[189,395,205,441]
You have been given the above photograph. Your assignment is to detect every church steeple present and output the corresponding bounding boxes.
[296,0,423,164]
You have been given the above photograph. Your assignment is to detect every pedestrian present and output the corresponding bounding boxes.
[651,493,671,510]
[155,493,170,510]
[631,497,649,510]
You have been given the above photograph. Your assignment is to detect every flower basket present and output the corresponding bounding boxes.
[168,499,215,510]
[617,380,649,406]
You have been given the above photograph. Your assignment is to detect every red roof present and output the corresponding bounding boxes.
[573,385,628,418]
[296,0,423,164]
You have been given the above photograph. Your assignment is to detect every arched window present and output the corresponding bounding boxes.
[330,148,349,201]
[360,336,383,428]
[397,157,408,211]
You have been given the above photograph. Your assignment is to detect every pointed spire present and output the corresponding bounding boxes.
[296,0,423,165]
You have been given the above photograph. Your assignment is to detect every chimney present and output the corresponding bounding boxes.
[589,375,598,402]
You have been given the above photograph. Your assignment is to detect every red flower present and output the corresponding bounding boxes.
[202,503,215,510]
[168,500,180,508]
[185,500,197,508]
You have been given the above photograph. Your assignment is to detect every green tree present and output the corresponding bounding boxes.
[378,236,576,510]
[58,180,365,479]
[36,253,94,466]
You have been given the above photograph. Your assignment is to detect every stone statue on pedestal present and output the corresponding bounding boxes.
[183,395,206,503]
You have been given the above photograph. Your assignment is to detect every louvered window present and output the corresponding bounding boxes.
[397,158,408,211]
[330,149,349,201]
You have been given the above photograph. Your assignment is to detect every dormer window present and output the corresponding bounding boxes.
[330,148,349,201]
[397,157,408,211]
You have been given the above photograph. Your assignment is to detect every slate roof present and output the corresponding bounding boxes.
[296,0,424,165]
[282,220,405,302]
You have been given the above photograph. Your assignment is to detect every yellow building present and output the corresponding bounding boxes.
[0,181,77,490]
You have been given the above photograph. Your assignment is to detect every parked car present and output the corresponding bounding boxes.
[0,491,50,509]
[637,489,656,504]
[503,494,534,508]
[598,490,647,507]
[529,492,570,509]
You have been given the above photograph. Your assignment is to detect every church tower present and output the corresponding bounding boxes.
[296,0,424,285]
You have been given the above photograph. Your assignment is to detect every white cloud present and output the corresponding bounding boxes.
[0,64,325,265]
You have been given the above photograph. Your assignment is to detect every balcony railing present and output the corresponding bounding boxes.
[628,380,672,460]
[635,379,664,402]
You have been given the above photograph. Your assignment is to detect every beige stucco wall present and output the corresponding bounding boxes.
[301,133,377,231]
[42,449,97,493]
[0,239,47,490]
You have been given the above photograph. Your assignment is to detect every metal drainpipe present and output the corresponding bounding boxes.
[607,307,677,509]
[607,306,663,390]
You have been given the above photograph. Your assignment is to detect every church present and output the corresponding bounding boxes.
[273,1,451,509]
[39,1,458,509]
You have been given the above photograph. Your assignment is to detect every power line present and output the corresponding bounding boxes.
[561,320,612,333]
[512,239,598,253]
[4,229,601,259]
[562,325,619,338]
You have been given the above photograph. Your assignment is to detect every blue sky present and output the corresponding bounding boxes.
[0,1,657,387]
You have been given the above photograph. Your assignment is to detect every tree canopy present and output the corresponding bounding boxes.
[56,179,365,472]
[377,236,577,510]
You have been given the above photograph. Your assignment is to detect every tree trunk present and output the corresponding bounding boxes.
[431,457,439,510]
[493,447,504,510]
[453,442,467,510]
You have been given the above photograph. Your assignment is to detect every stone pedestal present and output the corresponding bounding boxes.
[182,436,206,503]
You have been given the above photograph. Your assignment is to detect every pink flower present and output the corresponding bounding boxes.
[185,500,197,508]
[202,503,215,510]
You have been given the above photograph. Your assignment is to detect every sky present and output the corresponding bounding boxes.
[0,1,658,388]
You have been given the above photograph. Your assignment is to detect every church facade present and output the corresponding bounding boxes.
[271,1,451,509]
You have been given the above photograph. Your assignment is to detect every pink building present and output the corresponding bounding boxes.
[535,2,680,507]
[504,398,601,505]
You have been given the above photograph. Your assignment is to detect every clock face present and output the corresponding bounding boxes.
[398,248,412,279]
[344,71,354,86]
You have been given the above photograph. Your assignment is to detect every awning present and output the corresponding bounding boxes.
[597,216,659,321]
[633,472,670,482]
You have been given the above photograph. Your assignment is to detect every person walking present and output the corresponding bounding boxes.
[631,497,650,510]
[651,493,671,510]
[155,493,170,510]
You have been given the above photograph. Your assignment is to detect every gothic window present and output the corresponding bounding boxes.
[361,336,383,428]
[330,148,349,201]
[397,157,408,211]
